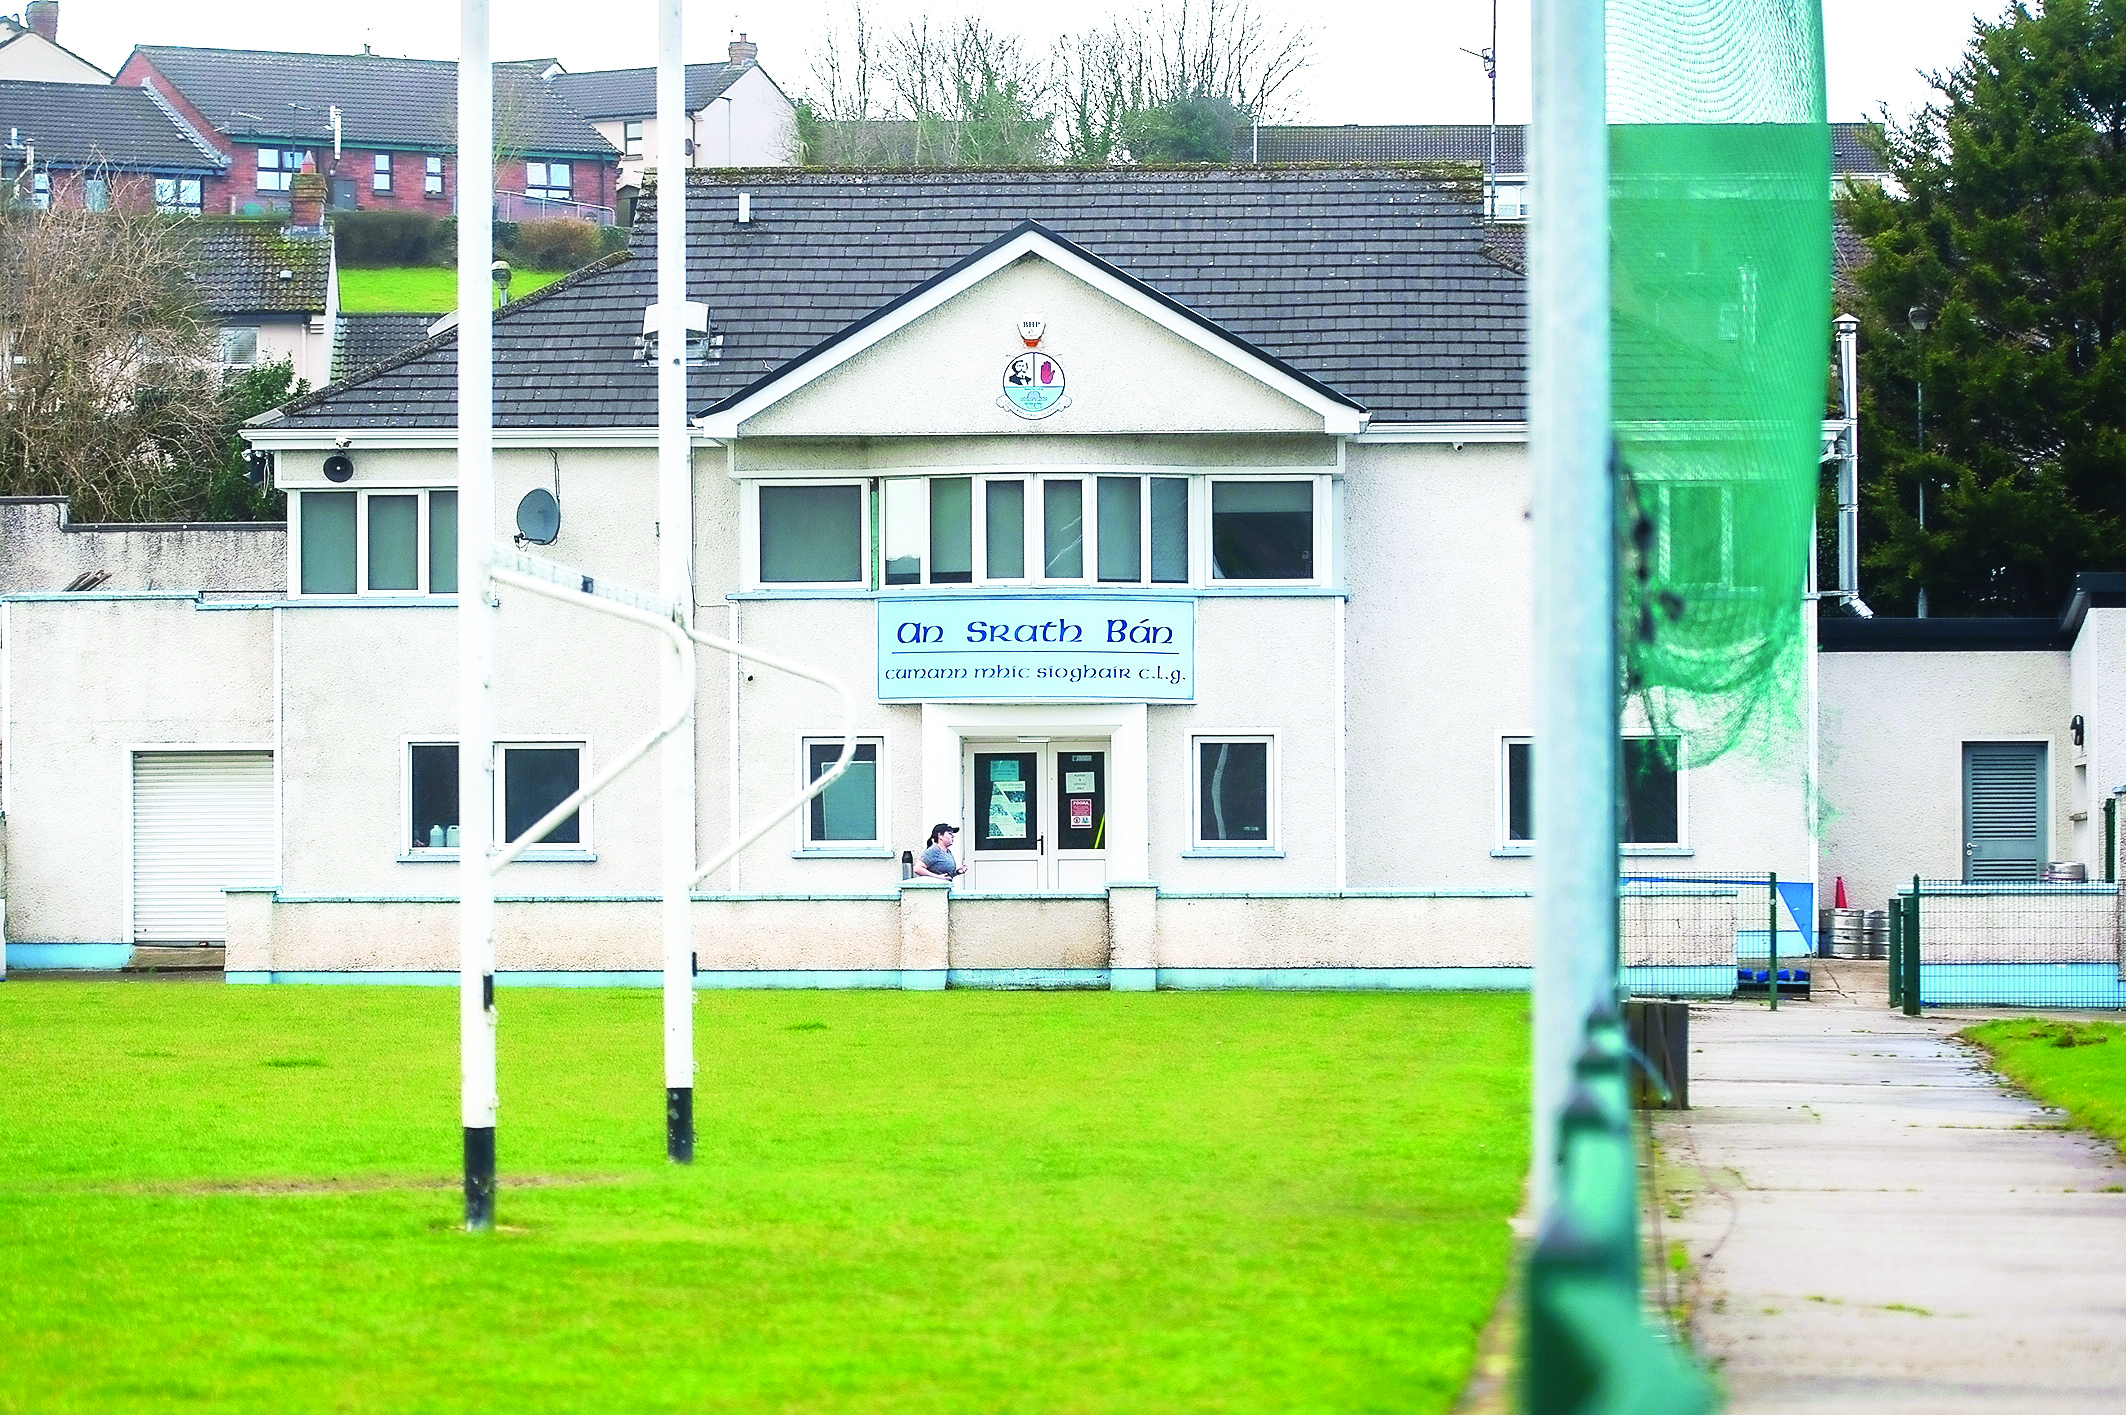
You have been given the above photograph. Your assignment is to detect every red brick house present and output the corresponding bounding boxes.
[115,45,620,223]
[0,77,223,213]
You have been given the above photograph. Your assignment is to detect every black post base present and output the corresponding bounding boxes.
[464,1125,496,1230]
[666,1086,694,1164]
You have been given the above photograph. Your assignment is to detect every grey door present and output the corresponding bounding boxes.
[1963,742,2046,881]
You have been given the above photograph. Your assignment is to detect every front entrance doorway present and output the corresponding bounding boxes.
[964,740,1108,892]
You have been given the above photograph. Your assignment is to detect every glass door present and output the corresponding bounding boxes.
[969,750,1040,893]
[1052,745,1108,892]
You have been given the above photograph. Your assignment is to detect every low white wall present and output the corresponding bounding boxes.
[1916,887,2118,965]
[230,887,1553,976]
[0,497,285,594]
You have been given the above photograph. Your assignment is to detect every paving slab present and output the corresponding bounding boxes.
[1654,959,2126,1413]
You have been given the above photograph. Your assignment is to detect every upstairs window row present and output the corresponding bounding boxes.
[297,489,458,596]
[752,474,1325,590]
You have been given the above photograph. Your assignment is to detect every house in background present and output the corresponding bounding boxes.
[114,44,620,223]
[546,34,794,222]
[185,175,338,388]
[0,3,107,84]
[0,77,224,212]
[1239,120,1893,222]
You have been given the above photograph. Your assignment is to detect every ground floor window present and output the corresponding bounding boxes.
[1195,736,1274,846]
[525,161,572,201]
[372,152,393,193]
[297,488,458,596]
[1501,735,1684,847]
[803,738,882,847]
[425,155,445,197]
[406,740,586,853]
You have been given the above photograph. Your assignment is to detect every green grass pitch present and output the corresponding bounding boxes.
[337,267,570,313]
[0,983,1527,1413]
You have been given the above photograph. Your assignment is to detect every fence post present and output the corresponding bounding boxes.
[1903,875,1923,1016]
[1767,871,1779,1010]
[1896,892,1913,1002]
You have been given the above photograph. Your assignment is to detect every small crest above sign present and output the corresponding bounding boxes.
[1017,319,1046,346]
[999,351,1068,420]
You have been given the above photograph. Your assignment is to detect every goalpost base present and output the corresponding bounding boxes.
[666,1088,694,1164]
[463,1126,496,1230]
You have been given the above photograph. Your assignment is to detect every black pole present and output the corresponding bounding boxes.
[464,1125,496,1230]
[667,1086,694,1163]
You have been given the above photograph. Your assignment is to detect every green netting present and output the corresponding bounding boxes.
[1609,0,1831,767]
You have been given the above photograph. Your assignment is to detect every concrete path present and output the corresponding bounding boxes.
[1654,959,2126,1413]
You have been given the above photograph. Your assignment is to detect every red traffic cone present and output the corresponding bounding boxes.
[1834,875,1848,910]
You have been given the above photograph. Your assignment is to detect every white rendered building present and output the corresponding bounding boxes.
[3,169,1838,983]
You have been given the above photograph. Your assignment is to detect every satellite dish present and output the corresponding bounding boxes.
[322,453,353,482]
[516,487,560,545]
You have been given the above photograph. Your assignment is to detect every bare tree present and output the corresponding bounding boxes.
[0,206,227,522]
[1123,0,1311,118]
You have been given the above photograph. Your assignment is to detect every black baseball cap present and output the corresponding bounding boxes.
[929,823,960,842]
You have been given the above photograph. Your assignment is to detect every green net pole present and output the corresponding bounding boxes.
[1905,875,1923,1016]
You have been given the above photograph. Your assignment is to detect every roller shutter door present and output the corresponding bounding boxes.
[131,752,276,943]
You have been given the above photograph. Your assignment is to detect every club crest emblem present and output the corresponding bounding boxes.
[999,351,1068,419]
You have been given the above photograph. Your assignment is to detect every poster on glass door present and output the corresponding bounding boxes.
[877,595,1195,702]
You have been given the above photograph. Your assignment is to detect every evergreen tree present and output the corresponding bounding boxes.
[1846,0,2126,616]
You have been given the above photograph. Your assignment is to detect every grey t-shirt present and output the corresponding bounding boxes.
[920,844,962,877]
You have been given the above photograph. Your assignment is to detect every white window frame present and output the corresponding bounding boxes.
[257,148,309,192]
[371,152,393,193]
[289,487,456,598]
[795,734,890,855]
[218,326,261,368]
[397,737,595,862]
[154,176,203,214]
[868,473,1201,589]
[1190,733,1280,851]
[1204,474,1329,587]
[1496,733,1691,854]
[29,168,48,209]
[743,479,872,590]
[424,155,445,197]
[623,120,644,156]
[525,160,572,201]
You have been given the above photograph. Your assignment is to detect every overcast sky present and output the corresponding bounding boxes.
[50,1,1994,126]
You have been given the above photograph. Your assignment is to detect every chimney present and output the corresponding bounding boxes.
[289,157,326,230]
[24,1,57,43]
[728,32,757,65]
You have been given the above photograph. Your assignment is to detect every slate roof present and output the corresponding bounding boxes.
[1244,121,1890,177]
[267,167,1525,431]
[0,78,222,170]
[547,62,752,122]
[184,221,332,315]
[334,313,434,380]
[128,46,616,158]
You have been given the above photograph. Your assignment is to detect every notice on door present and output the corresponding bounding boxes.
[1069,798,1093,830]
[878,595,1194,703]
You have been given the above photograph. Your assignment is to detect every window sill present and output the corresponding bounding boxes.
[1182,847,1286,858]
[398,850,599,864]
[793,848,896,859]
[1489,845,1695,859]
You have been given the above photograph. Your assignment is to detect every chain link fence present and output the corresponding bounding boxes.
[1621,873,1804,999]
[1904,880,2126,1009]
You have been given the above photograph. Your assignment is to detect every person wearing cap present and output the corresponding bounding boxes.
[913,823,964,881]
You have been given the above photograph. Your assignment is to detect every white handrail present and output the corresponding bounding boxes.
[485,559,696,873]
[687,622,856,888]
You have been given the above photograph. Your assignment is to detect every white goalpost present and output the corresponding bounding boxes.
[455,0,855,1230]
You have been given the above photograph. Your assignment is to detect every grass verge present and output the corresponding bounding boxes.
[1963,1017,2126,1150]
[338,266,569,313]
[0,984,1527,1414]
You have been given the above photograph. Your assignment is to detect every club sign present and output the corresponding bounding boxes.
[877,595,1194,702]
[999,350,1068,419]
